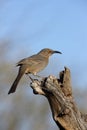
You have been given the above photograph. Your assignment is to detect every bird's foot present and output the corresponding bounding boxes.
[27,74,34,82]
[27,74,46,82]
[34,75,46,81]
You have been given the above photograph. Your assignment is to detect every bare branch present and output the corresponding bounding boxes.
[30,67,87,130]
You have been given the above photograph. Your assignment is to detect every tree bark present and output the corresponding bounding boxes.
[30,67,87,130]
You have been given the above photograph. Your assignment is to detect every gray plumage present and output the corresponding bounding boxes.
[8,48,62,94]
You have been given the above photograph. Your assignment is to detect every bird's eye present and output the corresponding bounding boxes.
[49,50,52,53]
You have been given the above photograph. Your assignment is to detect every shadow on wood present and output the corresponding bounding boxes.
[30,67,87,130]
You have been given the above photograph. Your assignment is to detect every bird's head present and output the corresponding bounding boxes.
[38,48,62,57]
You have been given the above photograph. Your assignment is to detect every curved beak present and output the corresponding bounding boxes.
[53,51,62,54]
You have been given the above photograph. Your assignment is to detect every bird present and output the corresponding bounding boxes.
[8,48,62,94]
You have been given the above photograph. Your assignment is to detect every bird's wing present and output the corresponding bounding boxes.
[17,54,45,66]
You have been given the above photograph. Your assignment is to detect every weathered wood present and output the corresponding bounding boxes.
[30,67,87,130]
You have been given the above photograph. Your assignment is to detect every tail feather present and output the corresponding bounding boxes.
[8,67,25,94]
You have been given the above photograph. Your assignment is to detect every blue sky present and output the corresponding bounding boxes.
[0,0,87,89]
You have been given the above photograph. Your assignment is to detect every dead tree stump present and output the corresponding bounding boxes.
[30,67,87,130]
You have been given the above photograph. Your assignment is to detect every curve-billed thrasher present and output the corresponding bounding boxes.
[8,48,62,94]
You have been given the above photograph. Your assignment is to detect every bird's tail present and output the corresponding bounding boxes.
[8,66,26,94]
